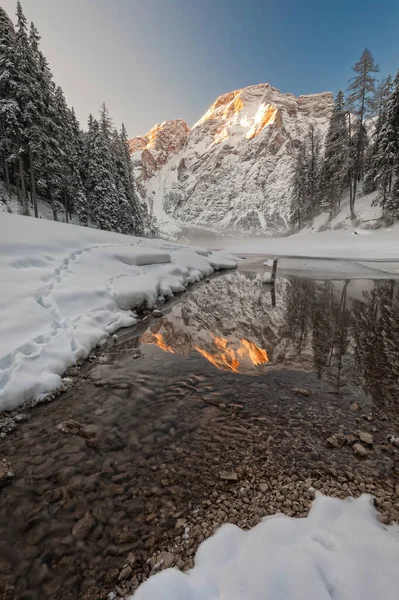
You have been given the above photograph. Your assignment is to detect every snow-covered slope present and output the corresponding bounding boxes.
[0,182,84,225]
[130,84,333,236]
[299,188,384,236]
[0,213,236,410]
[132,494,399,600]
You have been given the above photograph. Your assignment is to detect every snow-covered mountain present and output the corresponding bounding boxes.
[130,84,333,236]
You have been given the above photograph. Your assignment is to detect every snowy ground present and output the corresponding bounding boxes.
[299,189,384,235]
[0,213,236,410]
[223,229,399,259]
[176,188,399,277]
[132,494,399,600]
[0,181,86,226]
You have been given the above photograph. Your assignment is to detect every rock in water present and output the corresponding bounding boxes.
[353,443,368,457]
[57,419,83,435]
[358,431,373,445]
[219,471,238,482]
[388,435,399,448]
[292,388,311,397]
[0,459,13,488]
[72,512,95,540]
[326,435,346,448]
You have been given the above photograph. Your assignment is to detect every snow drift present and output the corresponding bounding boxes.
[131,494,399,600]
[0,213,236,410]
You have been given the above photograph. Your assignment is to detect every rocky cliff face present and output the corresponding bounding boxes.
[130,84,333,236]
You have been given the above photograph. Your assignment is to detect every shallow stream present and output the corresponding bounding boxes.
[1,263,399,599]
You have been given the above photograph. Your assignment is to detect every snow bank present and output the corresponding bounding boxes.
[131,494,399,600]
[0,213,236,410]
[224,228,399,262]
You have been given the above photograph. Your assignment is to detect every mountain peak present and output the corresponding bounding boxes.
[129,119,189,154]
[191,83,332,146]
[130,82,334,236]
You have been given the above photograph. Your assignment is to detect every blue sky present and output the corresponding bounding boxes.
[2,0,399,136]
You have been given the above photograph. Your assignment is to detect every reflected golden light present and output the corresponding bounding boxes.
[143,331,268,373]
[238,339,269,365]
[196,336,268,372]
[195,345,240,373]
[142,332,175,353]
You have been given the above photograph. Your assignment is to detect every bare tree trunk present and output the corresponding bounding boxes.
[18,155,28,213]
[64,190,69,223]
[0,117,10,192]
[16,176,21,203]
[347,111,356,220]
[351,178,357,220]
[28,150,39,218]
[49,189,58,221]
[2,153,10,192]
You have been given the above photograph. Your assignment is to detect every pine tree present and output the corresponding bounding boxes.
[387,160,399,218]
[347,49,379,218]
[87,105,119,231]
[289,126,322,230]
[69,108,88,225]
[111,128,133,233]
[377,70,399,217]
[82,114,97,222]
[13,0,35,214]
[0,7,17,194]
[52,85,79,222]
[41,79,64,220]
[120,123,145,235]
[0,4,158,237]
[289,142,308,231]
[305,124,322,219]
[363,76,392,194]
[321,91,348,215]
[22,21,52,218]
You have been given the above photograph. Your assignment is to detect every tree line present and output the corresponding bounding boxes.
[290,49,399,230]
[0,2,155,236]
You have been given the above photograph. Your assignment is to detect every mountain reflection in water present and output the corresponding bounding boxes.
[139,272,399,407]
[142,331,269,373]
